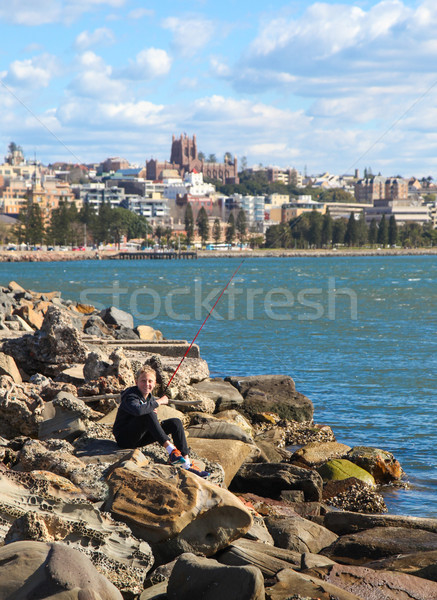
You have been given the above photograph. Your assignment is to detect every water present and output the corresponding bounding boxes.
[2,255,436,517]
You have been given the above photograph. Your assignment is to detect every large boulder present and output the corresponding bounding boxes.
[99,306,134,329]
[187,420,254,444]
[0,352,22,383]
[230,462,323,502]
[38,391,99,442]
[103,449,253,562]
[291,441,351,468]
[304,563,437,600]
[166,553,265,600]
[322,511,437,536]
[218,538,301,577]
[346,446,403,483]
[0,541,123,599]
[318,459,376,487]
[226,374,313,422]
[264,514,338,553]
[322,526,437,561]
[364,550,437,581]
[265,567,363,600]
[192,378,244,411]
[0,376,43,437]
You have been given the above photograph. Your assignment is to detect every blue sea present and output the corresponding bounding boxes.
[2,255,436,517]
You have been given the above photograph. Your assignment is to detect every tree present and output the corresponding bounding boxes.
[357,212,368,246]
[196,206,209,245]
[207,153,217,163]
[198,151,205,161]
[332,218,347,245]
[240,156,248,171]
[344,213,358,247]
[388,215,398,247]
[184,203,194,245]
[321,209,333,247]
[224,152,233,163]
[155,225,164,245]
[368,218,378,246]
[226,213,236,244]
[212,218,221,244]
[236,209,247,242]
[377,214,388,247]
[16,200,45,245]
[307,210,323,248]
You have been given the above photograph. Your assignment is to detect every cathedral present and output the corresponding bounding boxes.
[146,134,239,185]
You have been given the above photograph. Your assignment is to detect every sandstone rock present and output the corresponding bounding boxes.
[214,409,254,437]
[39,391,98,442]
[264,514,338,553]
[318,458,376,487]
[74,302,95,315]
[187,420,254,444]
[84,315,113,338]
[167,553,265,600]
[0,377,43,437]
[322,511,437,535]
[192,378,244,411]
[324,479,387,514]
[230,462,323,501]
[14,304,44,329]
[0,290,13,316]
[100,306,134,329]
[226,374,313,422]
[0,541,123,599]
[0,351,22,383]
[364,550,437,581]
[136,325,164,341]
[13,438,87,477]
[301,552,338,570]
[218,538,301,577]
[0,468,154,594]
[304,563,437,600]
[265,567,363,600]
[8,280,26,293]
[7,313,34,331]
[187,438,259,487]
[140,581,168,599]
[291,441,351,468]
[346,446,403,482]
[83,350,111,380]
[103,449,252,562]
[322,526,437,561]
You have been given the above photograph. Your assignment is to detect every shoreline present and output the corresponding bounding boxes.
[0,247,436,262]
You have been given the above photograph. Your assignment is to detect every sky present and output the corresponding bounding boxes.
[0,0,437,177]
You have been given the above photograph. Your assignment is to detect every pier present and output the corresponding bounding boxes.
[114,251,197,260]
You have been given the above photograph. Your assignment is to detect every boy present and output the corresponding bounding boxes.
[113,366,209,478]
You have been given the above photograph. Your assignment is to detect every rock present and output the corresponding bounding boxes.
[74,302,95,315]
[318,458,376,487]
[230,462,323,502]
[83,351,111,381]
[192,378,244,411]
[103,449,252,562]
[364,550,437,581]
[14,304,44,329]
[214,409,254,438]
[112,325,140,340]
[8,280,26,293]
[187,438,259,487]
[322,511,437,535]
[167,553,265,600]
[187,420,254,444]
[0,351,22,383]
[7,313,34,332]
[0,290,13,315]
[218,538,301,577]
[140,581,168,599]
[301,552,338,570]
[265,567,363,600]
[264,514,338,553]
[226,374,313,422]
[322,526,437,561]
[136,325,164,341]
[304,563,437,600]
[291,441,351,468]
[38,391,98,442]
[0,468,154,594]
[346,446,403,482]
[100,306,134,329]
[323,479,387,513]
[13,438,87,477]
[0,377,43,437]
[84,315,113,337]
[0,541,124,599]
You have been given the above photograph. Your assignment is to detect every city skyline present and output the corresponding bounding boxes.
[1,0,437,177]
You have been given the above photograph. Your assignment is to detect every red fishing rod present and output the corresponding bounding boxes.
[164,258,245,392]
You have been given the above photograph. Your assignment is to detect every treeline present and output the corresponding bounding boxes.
[265,211,437,249]
[14,200,150,247]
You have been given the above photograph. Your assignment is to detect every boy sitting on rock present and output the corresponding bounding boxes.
[113,366,209,478]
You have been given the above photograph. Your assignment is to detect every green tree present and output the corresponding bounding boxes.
[212,218,221,244]
[224,152,233,163]
[184,203,194,245]
[332,218,347,245]
[344,213,358,247]
[368,218,378,246]
[321,209,333,247]
[236,209,247,242]
[154,225,164,246]
[388,215,398,247]
[308,209,323,248]
[377,214,388,247]
[198,151,205,161]
[226,213,236,244]
[16,200,45,245]
[196,206,209,245]
[357,212,368,246]
[207,153,217,163]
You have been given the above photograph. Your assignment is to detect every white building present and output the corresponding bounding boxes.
[164,170,215,200]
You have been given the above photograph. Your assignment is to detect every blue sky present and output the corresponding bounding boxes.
[0,0,436,177]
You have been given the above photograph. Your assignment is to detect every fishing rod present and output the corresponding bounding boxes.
[164,258,245,392]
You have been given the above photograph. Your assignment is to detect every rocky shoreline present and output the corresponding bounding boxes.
[0,247,436,263]
[0,281,435,599]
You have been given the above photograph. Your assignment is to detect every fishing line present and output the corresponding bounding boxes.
[164,258,245,392]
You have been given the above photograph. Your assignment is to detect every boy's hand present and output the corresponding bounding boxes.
[157,395,169,406]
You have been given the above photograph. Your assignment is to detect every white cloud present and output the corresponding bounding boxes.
[0,0,125,25]
[119,48,172,80]
[162,16,215,57]
[128,8,154,19]
[70,51,125,98]
[5,54,60,89]
[74,27,115,50]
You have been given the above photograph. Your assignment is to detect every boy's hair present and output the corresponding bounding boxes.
[135,366,157,382]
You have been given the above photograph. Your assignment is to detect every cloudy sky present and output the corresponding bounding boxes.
[1,0,437,177]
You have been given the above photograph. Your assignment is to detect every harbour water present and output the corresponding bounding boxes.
[2,255,436,517]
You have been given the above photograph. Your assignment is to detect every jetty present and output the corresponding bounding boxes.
[114,250,197,260]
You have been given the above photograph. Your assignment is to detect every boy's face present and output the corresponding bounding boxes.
[137,372,156,397]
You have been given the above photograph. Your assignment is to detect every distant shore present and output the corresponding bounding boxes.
[0,247,436,262]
